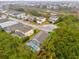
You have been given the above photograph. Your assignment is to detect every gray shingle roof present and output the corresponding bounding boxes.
[49,16,58,21]
[9,11,23,16]
[4,23,33,33]
[33,31,49,44]
[0,19,10,23]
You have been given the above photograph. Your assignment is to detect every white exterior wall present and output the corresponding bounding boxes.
[36,18,46,24]
[17,13,26,19]
[24,29,34,36]
[37,21,42,24]
[49,16,58,23]
[41,18,46,22]
[0,15,7,19]
[13,29,34,37]
[51,18,58,23]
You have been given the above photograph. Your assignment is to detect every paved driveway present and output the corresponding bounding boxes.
[38,24,57,32]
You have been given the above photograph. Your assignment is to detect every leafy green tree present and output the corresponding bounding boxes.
[42,15,79,59]
[0,30,38,59]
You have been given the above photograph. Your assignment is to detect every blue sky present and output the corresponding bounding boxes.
[0,0,79,1]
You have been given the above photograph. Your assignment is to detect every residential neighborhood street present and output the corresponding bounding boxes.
[1,12,58,52]
[9,17,57,32]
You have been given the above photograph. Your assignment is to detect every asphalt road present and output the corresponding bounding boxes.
[9,17,57,32]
